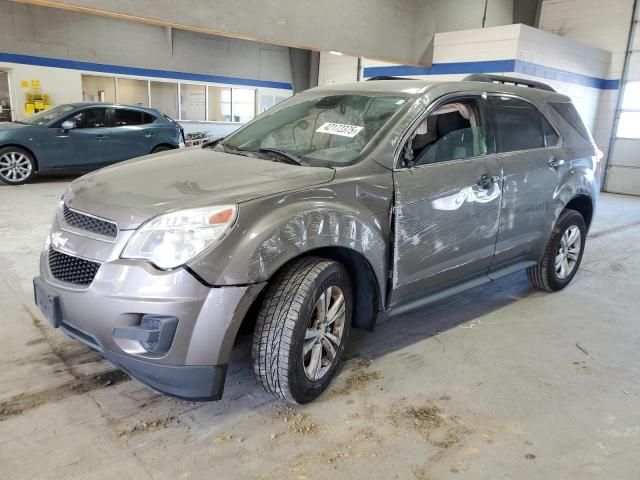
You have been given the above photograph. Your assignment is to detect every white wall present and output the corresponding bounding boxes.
[317,53,359,86]
[360,24,612,147]
[539,0,636,193]
[0,63,83,114]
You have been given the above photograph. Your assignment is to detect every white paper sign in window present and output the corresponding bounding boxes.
[316,122,364,138]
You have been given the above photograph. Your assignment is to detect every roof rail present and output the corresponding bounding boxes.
[366,76,416,81]
[463,74,556,92]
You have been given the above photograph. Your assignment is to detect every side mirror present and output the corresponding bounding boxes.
[61,120,76,132]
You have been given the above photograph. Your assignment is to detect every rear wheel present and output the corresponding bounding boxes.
[252,257,352,404]
[527,209,586,291]
[0,147,35,185]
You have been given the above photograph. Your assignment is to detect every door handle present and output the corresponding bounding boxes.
[477,174,500,190]
[95,135,109,141]
[549,157,565,168]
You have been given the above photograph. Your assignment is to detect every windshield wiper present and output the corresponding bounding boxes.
[258,147,304,166]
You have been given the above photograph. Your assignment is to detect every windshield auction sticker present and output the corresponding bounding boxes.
[316,122,364,138]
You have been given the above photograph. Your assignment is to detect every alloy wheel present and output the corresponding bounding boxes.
[0,151,32,183]
[303,286,346,381]
[555,225,581,279]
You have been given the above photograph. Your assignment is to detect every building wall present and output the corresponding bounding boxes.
[317,53,359,87]
[10,0,525,66]
[538,0,636,194]
[361,24,613,147]
[0,0,293,137]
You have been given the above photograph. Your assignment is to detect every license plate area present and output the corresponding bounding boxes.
[33,277,62,328]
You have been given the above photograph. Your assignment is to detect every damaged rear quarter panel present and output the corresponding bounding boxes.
[186,163,394,301]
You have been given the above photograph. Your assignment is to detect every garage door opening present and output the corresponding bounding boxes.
[0,70,13,122]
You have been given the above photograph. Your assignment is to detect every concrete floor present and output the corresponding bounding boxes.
[1,178,639,480]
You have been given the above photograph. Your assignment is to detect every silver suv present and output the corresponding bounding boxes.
[34,75,599,404]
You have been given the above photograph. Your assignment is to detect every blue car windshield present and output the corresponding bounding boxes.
[220,92,409,167]
[20,104,75,126]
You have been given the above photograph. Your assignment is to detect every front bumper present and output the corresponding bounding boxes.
[34,253,265,400]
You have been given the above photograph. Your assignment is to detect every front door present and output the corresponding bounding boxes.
[390,95,503,307]
[53,107,112,168]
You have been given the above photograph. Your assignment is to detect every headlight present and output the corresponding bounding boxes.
[121,205,237,269]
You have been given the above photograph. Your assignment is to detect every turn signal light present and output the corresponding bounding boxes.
[209,208,235,225]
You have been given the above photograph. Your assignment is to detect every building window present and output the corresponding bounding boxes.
[232,88,256,123]
[81,75,116,103]
[617,81,640,138]
[117,78,149,107]
[180,83,206,121]
[207,86,232,122]
[617,112,640,139]
[259,94,288,114]
[150,81,178,119]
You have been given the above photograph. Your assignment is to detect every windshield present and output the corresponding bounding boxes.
[20,104,75,126]
[220,91,409,167]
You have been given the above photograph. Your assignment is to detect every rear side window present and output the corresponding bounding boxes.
[549,102,591,141]
[491,96,559,152]
[114,109,155,126]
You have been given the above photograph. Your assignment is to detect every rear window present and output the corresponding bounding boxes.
[549,102,591,142]
[491,96,559,152]
[114,109,156,126]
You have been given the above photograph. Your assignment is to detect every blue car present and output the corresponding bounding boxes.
[0,103,183,185]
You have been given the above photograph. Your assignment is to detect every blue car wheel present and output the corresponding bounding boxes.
[0,146,36,185]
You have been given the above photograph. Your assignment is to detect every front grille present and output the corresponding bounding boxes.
[48,249,101,286]
[62,204,117,238]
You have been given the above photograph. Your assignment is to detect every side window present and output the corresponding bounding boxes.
[67,108,108,129]
[407,97,488,166]
[491,96,557,152]
[114,109,155,127]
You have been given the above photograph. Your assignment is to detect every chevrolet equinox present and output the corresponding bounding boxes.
[34,74,599,404]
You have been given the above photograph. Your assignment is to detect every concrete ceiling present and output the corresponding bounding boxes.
[10,0,528,65]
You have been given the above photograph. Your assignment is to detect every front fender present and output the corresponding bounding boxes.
[187,194,390,295]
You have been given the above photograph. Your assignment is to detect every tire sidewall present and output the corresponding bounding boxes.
[545,211,586,290]
[0,147,35,185]
[288,262,352,404]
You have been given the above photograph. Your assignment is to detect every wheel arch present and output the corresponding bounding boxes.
[563,194,593,231]
[150,143,178,153]
[236,246,384,341]
[0,144,39,171]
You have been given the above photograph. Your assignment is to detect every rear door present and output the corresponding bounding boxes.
[108,108,158,163]
[390,94,503,306]
[488,94,566,271]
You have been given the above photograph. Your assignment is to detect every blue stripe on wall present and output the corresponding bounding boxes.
[0,52,293,91]
[363,59,619,90]
[363,60,516,78]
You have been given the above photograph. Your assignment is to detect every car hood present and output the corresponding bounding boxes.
[64,148,336,229]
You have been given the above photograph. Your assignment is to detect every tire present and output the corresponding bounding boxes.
[527,209,586,292]
[252,257,352,404]
[0,146,36,185]
[151,145,172,154]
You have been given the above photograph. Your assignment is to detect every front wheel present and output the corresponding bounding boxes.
[0,147,36,185]
[252,257,352,404]
[528,209,586,291]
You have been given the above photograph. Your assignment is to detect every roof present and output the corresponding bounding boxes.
[66,102,161,113]
[309,78,570,102]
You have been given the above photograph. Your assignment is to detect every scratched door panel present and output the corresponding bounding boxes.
[390,155,502,306]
